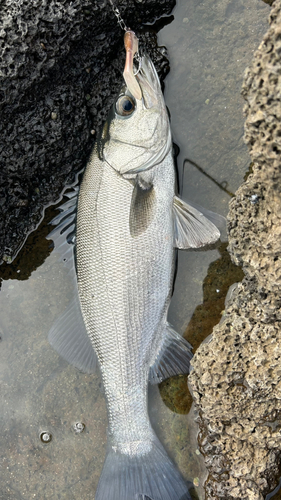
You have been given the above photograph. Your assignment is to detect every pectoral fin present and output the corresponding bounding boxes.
[173,196,221,249]
[129,178,155,237]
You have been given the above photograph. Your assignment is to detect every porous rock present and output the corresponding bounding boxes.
[0,0,174,264]
[188,1,281,498]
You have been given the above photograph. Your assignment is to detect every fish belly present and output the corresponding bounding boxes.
[76,149,175,455]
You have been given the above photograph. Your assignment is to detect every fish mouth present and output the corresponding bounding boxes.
[119,55,171,173]
[135,55,163,109]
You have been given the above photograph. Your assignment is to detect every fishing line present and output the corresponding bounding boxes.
[108,0,141,63]
[108,0,129,32]
[182,158,234,198]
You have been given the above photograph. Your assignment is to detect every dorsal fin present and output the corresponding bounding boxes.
[48,294,97,374]
[47,187,78,268]
[47,185,97,373]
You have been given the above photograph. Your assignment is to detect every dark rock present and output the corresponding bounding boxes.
[0,0,174,263]
[262,0,275,5]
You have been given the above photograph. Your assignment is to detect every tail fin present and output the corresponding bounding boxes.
[95,436,192,500]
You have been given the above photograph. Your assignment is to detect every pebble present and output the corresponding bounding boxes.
[73,422,85,434]
[40,432,52,443]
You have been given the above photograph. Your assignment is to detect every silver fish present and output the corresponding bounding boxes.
[48,55,220,500]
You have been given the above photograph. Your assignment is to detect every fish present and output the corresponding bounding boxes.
[47,54,221,500]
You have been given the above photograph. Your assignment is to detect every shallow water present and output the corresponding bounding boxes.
[0,1,270,499]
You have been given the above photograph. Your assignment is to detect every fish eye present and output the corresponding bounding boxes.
[116,95,136,117]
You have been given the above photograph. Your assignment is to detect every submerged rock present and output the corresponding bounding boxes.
[0,0,174,264]
[189,1,281,499]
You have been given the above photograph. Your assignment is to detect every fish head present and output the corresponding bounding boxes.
[100,55,172,175]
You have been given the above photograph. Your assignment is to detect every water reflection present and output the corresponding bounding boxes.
[266,478,281,500]
[184,242,244,352]
[0,206,55,284]
[160,241,244,418]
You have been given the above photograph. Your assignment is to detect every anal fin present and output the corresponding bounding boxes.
[149,324,193,384]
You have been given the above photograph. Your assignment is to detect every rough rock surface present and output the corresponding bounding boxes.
[0,0,174,264]
[188,1,281,499]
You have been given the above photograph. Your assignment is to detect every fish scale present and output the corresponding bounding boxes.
[77,149,175,454]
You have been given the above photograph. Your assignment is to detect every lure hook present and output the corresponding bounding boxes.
[123,30,142,101]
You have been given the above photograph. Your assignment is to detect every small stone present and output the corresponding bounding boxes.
[2,254,12,263]
[90,129,96,135]
[205,98,210,105]
[85,94,91,101]
[193,477,199,487]
[17,199,28,206]
[40,431,52,443]
[250,194,259,204]
[73,422,85,434]
[183,17,189,23]
[51,112,57,120]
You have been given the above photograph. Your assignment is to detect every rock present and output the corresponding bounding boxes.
[0,0,174,264]
[188,1,281,498]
